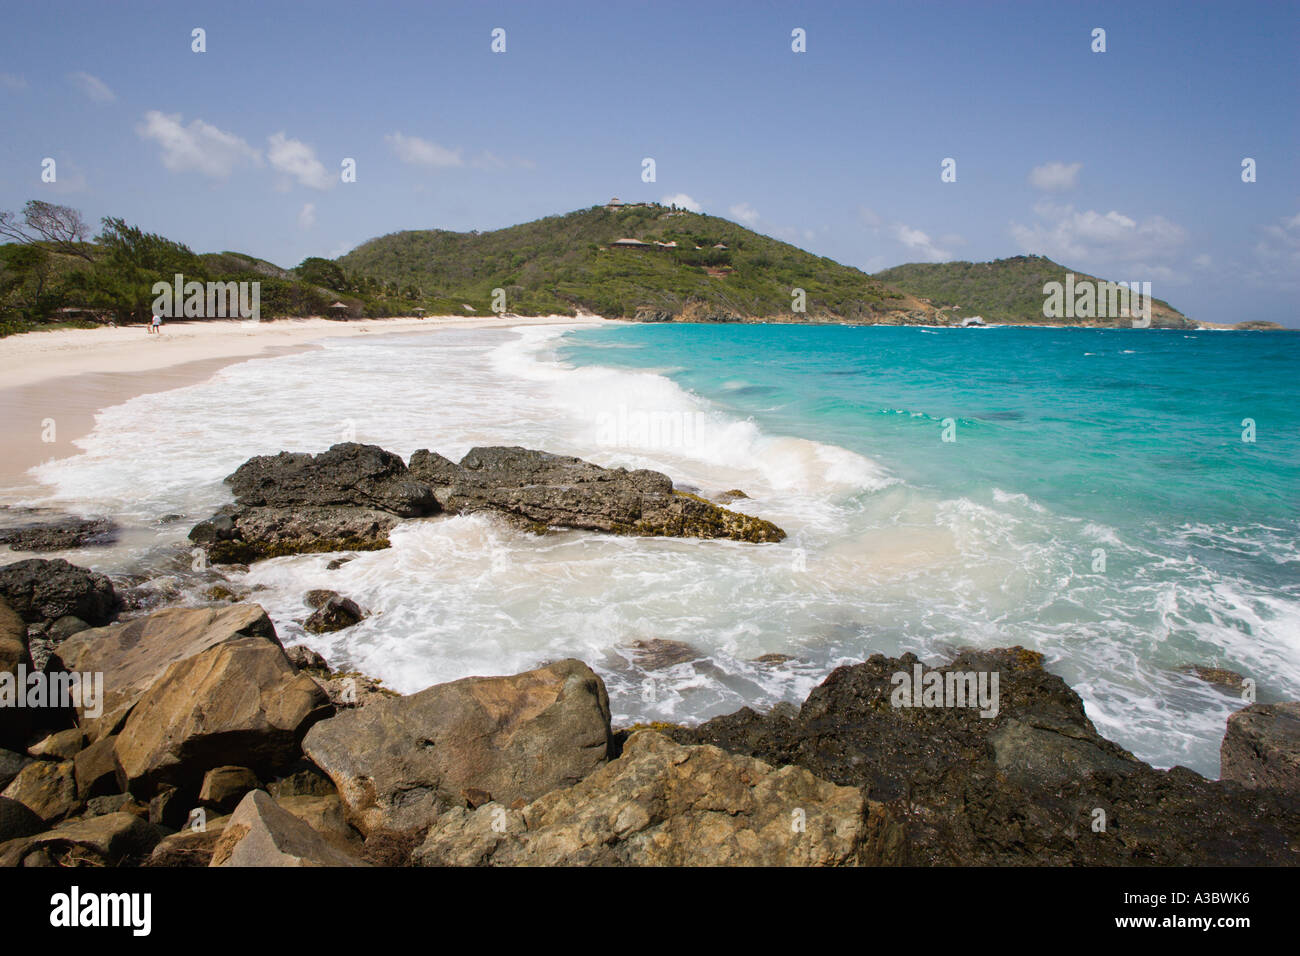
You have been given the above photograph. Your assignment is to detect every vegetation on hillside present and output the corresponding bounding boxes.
[0,200,421,337]
[875,255,1194,328]
[338,204,924,321]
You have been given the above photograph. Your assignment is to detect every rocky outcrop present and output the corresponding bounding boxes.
[302,591,365,634]
[416,730,885,866]
[303,659,613,835]
[51,603,281,741]
[1221,702,1300,793]
[113,638,331,794]
[408,445,785,542]
[665,648,1300,865]
[210,790,366,867]
[0,558,118,627]
[0,517,117,553]
[189,443,440,564]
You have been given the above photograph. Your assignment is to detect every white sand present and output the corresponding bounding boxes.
[0,314,600,492]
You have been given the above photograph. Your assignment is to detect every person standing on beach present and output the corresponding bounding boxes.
[150,313,162,335]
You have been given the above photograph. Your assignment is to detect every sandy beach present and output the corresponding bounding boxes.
[0,315,597,495]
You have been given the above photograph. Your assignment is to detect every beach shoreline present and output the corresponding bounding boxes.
[0,314,599,496]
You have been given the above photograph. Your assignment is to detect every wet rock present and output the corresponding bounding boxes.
[1221,702,1300,793]
[0,558,118,627]
[114,638,331,794]
[284,645,328,671]
[0,517,117,553]
[325,557,354,570]
[627,638,701,670]
[408,445,785,543]
[302,593,365,634]
[1184,664,1246,690]
[415,730,883,866]
[715,489,749,504]
[210,790,367,867]
[191,504,403,565]
[666,647,1300,865]
[51,603,281,742]
[303,659,613,836]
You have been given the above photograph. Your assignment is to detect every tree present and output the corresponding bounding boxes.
[0,201,94,260]
[295,256,348,291]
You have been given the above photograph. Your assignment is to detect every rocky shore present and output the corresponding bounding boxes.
[0,443,1295,867]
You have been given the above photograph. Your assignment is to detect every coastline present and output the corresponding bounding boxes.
[0,315,598,496]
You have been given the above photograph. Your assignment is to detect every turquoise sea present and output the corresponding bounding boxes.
[16,321,1298,778]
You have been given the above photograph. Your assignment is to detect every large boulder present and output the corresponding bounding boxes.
[113,638,331,794]
[1221,702,1300,793]
[209,790,366,867]
[50,603,282,741]
[0,558,118,627]
[415,730,885,866]
[1,759,77,823]
[189,443,440,565]
[408,446,786,543]
[303,659,613,836]
[0,795,44,842]
[666,648,1300,865]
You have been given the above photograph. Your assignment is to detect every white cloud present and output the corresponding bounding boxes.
[1029,161,1082,192]
[138,111,261,178]
[729,202,759,226]
[893,223,951,261]
[1010,201,1186,267]
[298,202,316,230]
[68,71,116,103]
[0,73,26,91]
[268,132,333,190]
[386,132,463,168]
[662,193,701,212]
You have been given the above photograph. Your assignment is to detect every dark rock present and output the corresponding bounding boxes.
[0,598,33,747]
[225,443,439,517]
[715,489,749,503]
[0,795,44,842]
[667,647,1300,865]
[1221,702,1300,793]
[408,445,785,543]
[303,594,365,634]
[0,517,117,553]
[0,749,31,790]
[266,763,335,799]
[0,559,118,627]
[190,504,403,565]
[303,659,613,835]
[627,638,701,670]
[284,645,329,671]
[325,557,354,570]
[1184,664,1246,690]
[46,616,90,642]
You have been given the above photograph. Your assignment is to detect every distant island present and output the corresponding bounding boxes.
[1,199,1285,335]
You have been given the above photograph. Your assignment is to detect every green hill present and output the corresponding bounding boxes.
[337,204,935,323]
[875,255,1196,328]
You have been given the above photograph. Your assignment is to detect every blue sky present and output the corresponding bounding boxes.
[2,0,1297,324]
